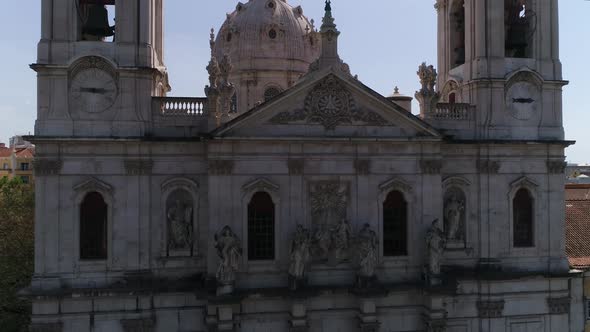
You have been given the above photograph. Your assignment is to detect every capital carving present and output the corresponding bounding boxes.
[33,159,63,176]
[420,160,442,175]
[124,160,153,176]
[29,322,63,332]
[354,159,371,175]
[209,160,234,175]
[476,300,505,318]
[547,297,570,315]
[121,317,156,332]
[546,161,567,174]
[288,159,305,175]
[477,160,501,174]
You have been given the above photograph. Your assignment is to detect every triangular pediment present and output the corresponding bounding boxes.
[211,70,442,140]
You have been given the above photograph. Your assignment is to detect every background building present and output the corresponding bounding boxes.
[0,135,35,184]
[27,0,583,331]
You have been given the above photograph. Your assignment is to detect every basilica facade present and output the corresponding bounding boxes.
[28,0,584,331]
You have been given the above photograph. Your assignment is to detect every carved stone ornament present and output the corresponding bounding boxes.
[477,160,501,174]
[547,297,570,315]
[121,317,156,332]
[288,159,305,175]
[426,319,447,332]
[354,159,371,175]
[420,160,442,175]
[29,322,63,332]
[215,225,242,293]
[33,159,63,176]
[124,160,153,176]
[476,300,505,318]
[289,224,312,282]
[547,160,567,174]
[269,75,389,129]
[209,160,234,175]
[309,181,350,263]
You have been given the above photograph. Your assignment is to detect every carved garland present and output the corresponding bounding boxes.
[547,161,567,174]
[476,300,505,318]
[33,159,63,176]
[124,160,154,176]
[547,297,570,315]
[269,75,389,129]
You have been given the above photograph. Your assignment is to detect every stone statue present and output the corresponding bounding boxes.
[214,225,242,295]
[356,223,379,282]
[425,219,446,284]
[288,224,312,289]
[167,197,193,251]
[444,194,465,241]
[415,62,440,117]
[330,219,352,264]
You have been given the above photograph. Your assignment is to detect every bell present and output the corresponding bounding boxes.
[83,4,114,39]
[506,18,529,57]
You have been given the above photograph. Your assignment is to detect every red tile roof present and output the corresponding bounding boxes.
[15,147,34,158]
[0,147,11,158]
[565,198,590,268]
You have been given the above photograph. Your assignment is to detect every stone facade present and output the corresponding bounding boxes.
[27,0,583,331]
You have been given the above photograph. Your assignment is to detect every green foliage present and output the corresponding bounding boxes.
[0,177,34,331]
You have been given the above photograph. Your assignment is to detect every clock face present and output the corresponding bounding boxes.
[70,68,117,113]
[506,81,540,121]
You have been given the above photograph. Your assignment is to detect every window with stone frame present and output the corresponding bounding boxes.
[513,188,534,247]
[505,0,535,58]
[450,0,466,68]
[383,190,408,256]
[78,0,116,42]
[247,192,275,261]
[80,191,108,260]
[264,87,281,102]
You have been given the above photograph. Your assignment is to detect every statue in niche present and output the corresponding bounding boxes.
[354,223,379,288]
[444,189,466,242]
[214,225,242,295]
[425,219,446,285]
[288,224,312,290]
[166,190,193,253]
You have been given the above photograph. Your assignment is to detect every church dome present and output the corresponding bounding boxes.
[213,0,320,112]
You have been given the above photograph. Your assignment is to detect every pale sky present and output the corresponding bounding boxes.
[0,1,588,162]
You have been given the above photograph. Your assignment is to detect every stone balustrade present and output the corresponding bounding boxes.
[153,97,208,117]
[427,103,474,120]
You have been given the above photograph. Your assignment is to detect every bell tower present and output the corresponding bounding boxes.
[435,0,565,140]
[34,0,168,137]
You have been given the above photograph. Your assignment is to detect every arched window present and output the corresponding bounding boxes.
[513,188,534,247]
[80,192,108,260]
[264,87,281,102]
[383,191,408,256]
[450,0,466,68]
[78,0,116,42]
[505,0,535,58]
[248,192,275,260]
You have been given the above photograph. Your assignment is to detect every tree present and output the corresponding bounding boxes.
[0,177,34,332]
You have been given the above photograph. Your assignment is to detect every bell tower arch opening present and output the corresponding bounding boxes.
[77,0,116,42]
[449,0,465,69]
[505,0,536,58]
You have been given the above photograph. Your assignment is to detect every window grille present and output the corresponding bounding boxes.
[513,188,534,247]
[80,192,108,260]
[248,192,275,261]
[383,191,408,256]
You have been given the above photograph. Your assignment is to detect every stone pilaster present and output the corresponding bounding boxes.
[290,303,309,332]
[288,159,305,176]
[358,299,380,332]
[476,160,501,174]
[420,160,442,174]
[354,159,371,175]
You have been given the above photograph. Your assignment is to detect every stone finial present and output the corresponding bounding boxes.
[394,86,400,95]
[415,62,440,118]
